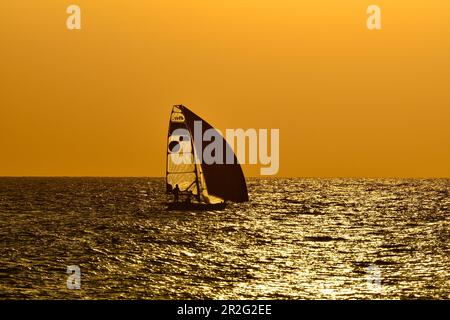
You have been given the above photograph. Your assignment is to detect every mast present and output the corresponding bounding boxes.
[189,127,202,202]
[180,104,202,202]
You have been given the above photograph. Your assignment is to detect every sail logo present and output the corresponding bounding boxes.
[169,121,279,175]
[171,113,185,123]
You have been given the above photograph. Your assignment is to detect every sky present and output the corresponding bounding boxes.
[1,1,449,177]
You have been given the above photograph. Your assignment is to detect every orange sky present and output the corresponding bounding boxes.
[1,1,449,177]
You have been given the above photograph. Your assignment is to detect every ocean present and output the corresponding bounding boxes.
[0,177,448,299]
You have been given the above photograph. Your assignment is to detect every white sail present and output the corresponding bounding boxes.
[166,107,200,196]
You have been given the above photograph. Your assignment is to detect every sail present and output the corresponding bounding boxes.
[165,105,249,203]
[166,106,201,200]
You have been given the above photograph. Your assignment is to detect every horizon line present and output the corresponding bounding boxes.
[0,175,449,179]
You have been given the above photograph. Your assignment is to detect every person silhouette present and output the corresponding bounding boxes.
[172,184,180,202]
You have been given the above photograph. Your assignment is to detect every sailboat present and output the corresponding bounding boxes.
[165,105,249,210]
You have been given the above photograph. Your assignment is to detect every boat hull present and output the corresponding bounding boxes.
[166,202,226,211]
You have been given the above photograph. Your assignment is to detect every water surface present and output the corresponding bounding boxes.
[0,178,449,299]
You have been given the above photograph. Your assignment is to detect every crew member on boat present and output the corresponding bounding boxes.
[172,184,180,202]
